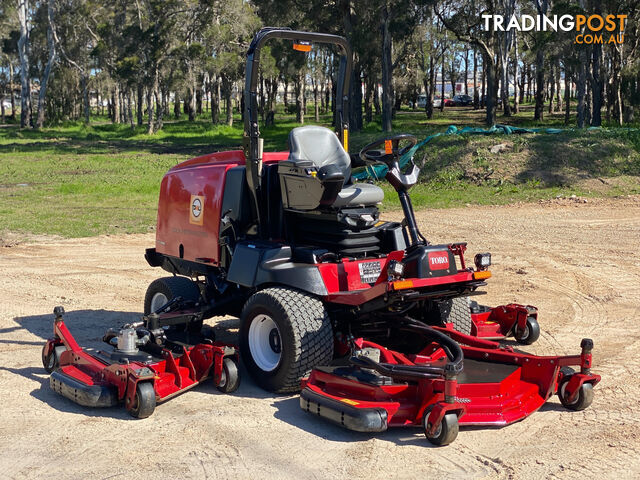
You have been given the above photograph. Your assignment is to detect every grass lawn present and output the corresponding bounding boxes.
[1,106,639,238]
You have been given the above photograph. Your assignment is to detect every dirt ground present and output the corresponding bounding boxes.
[1,196,639,479]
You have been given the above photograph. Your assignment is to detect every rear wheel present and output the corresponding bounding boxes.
[240,287,333,393]
[439,297,473,335]
[129,382,156,419]
[514,316,540,345]
[144,276,202,333]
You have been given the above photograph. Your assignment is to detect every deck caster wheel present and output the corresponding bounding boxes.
[514,316,540,345]
[129,382,156,419]
[216,357,240,394]
[558,367,594,411]
[423,411,459,446]
[42,345,65,374]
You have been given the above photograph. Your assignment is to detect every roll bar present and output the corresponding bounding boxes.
[243,27,353,237]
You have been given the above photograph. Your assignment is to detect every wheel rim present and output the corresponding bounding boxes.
[560,380,578,405]
[248,314,282,372]
[518,324,530,340]
[150,292,169,313]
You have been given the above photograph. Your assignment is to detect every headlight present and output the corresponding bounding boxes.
[474,253,491,270]
[387,260,404,279]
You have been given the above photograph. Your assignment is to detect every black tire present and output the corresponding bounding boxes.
[240,287,333,394]
[129,382,156,419]
[216,357,240,393]
[439,297,473,335]
[424,411,459,446]
[42,345,65,374]
[514,316,540,345]
[558,367,594,411]
[144,276,202,333]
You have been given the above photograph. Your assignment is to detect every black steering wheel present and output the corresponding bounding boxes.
[359,134,417,166]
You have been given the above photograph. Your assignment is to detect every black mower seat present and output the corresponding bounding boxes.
[288,126,384,208]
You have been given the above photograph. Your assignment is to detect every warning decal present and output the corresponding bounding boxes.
[358,260,382,284]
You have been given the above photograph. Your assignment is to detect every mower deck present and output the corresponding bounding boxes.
[300,323,600,445]
[42,307,240,418]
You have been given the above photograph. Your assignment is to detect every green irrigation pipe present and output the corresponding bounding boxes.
[352,123,607,181]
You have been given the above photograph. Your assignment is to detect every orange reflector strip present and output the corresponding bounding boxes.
[384,139,393,154]
[340,398,359,406]
[392,280,414,290]
[473,270,492,280]
[293,43,311,52]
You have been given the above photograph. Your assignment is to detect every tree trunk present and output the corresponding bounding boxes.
[283,78,289,109]
[36,0,56,128]
[590,42,603,126]
[350,66,362,131]
[464,48,469,95]
[127,90,133,128]
[481,63,486,109]
[113,84,120,124]
[9,62,16,120]
[188,85,196,122]
[500,56,511,116]
[426,55,435,118]
[564,68,571,125]
[440,54,445,112]
[81,74,89,124]
[484,52,497,126]
[576,55,587,128]
[136,85,143,125]
[313,78,319,122]
[380,0,393,132]
[512,36,519,114]
[196,88,202,115]
[534,48,545,121]
[364,75,373,123]
[147,68,157,134]
[17,0,32,128]
[548,63,555,114]
[473,49,479,109]
[222,76,232,127]
[295,73,304,124]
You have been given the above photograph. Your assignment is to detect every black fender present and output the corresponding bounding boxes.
[227,242,328,296]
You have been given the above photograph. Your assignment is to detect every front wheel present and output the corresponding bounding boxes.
[240,288,333,393]
[558,367,594,411]
[514,316,540,345]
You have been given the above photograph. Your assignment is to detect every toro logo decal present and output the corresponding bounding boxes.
[189,195,204,225]
[428,251,450,271]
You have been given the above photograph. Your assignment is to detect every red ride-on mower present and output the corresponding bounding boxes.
[142,27,539,394]
[300,320,600,446]
[41,306,240,418]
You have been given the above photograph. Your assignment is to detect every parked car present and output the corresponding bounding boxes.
[452,94,473,106]
[416,95,427,109]
[433,97,442,108]
[444,98,456,107]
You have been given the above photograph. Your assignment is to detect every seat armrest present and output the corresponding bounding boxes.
[280,158,315,169]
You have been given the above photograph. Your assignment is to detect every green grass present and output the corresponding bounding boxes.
[1,106,639,239]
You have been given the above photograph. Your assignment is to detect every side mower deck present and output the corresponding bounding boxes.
[300,323,600,446]
[42,307,240,418]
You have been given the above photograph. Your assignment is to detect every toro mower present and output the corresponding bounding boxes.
[142,27,540,394]
[41,306,239,418]
[300,320,600,446]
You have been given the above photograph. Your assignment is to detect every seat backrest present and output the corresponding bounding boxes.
[288,126,350,185]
